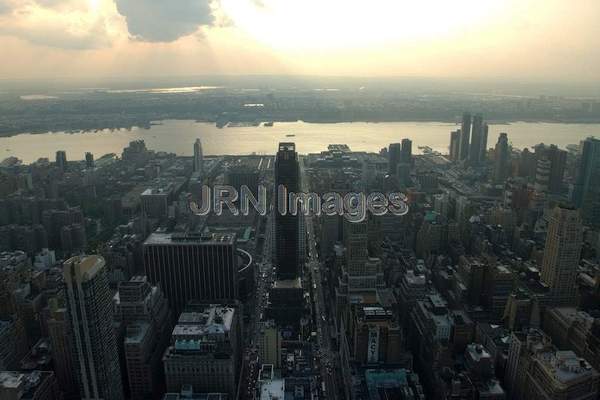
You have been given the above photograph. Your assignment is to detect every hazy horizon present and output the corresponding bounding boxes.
[1,0,600,86]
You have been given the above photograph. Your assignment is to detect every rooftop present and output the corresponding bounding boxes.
[260,378,284,400]
[537,350,598,384]
[172,306,235,344]
[145,232,236,246]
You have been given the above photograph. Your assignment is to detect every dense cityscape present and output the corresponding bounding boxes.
[1,109,600,399]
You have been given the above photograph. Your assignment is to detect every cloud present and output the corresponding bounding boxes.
[115,0,216,42]
[0,0,13,13]
[0,0,117,49]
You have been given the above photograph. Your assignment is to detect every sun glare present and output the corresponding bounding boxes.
[221,0,506,51]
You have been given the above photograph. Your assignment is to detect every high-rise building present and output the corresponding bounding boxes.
[459,112,472,160]
[343,219,382,291]
[401,138,412,164]
[113,276,172,400]
[534,144,567,193]
[143,232,239,316]
[55,150,67,171]
[85,152,94,168]
[469,114,484,165]
[163,305,241,398]
[63,255,124,400]
[573,137,600,228]
[480,123,488,162]
[47,300,78,399]
[193,138,204,174]
[493,133,510,183]
[540,205,583,307]
[388,143,401,175]
[449,130,461,161]
[274,142,300,280]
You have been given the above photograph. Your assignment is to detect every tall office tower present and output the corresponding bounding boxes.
[274,142,300,280]
[343,219,381,291]
[55,150,67,171]
[47,300,78,399]
[469,114,484,165]
[113,276,172,400]
[480,123,489,162]
[532,157,551,211]
[163,304,241,398]
[541,205,583,307]
[143,232,239,316]
[63,255,124,400]
[573,137,600,228]
[388,143,402,175]
[534,157,550,191]
[84,152,94,168]
[493,133,510,183]
[459,112,472,160]
[400,138,412,164]
[449,129,461,161]
[193,138,203,174]
[534,144,567,193]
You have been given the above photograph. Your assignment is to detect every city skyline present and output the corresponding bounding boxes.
[2,2,600,399]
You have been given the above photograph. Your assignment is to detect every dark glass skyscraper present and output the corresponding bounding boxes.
[275,142,300,280]
[494,133,510,183]
[401,138,412,164]
[143,232,239,315]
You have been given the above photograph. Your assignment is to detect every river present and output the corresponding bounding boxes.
[1,120,599,163]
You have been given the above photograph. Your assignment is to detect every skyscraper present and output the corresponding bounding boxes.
[55,150,67,171]
[449,129,461,161]
[459,112,471,160]
[275,142,300,280]
[573,137,600,227]
[480,123,488,162]
[388,143,402,175]
[85,152,94,168]
[534,143,567,193]
[540,205,583,307]
[143,232,239,315]
[113,276,172,400]
[63,255,124,400]
[493,133,510,183]
[343,219,372,290]
[400,138,412,164]
[469,114,483,165]
[193,138,203,174]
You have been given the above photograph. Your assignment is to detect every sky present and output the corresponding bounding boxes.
[0,0,599,82]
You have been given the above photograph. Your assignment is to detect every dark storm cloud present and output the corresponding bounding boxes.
[115,0,216,42]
